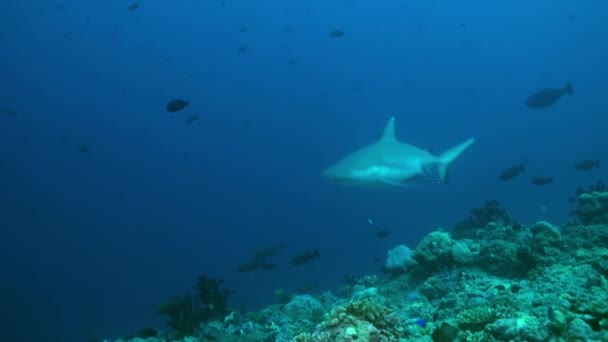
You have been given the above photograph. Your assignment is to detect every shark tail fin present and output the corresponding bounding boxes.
[437,138,475,183]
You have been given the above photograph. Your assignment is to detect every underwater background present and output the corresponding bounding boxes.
[0,1,606,341]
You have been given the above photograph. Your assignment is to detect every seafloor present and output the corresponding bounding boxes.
[108,191,608,342]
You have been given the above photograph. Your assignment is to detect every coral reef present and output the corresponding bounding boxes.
[107,197,608,342]
[155,275,234,338]
[574,191,608,225]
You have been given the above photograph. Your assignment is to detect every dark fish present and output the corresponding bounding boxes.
[575,160,599,171]
[499,163,525,181]
[260,260,276,271]
[79,145,90,153]
[139,328,158,338]
[254,244,284,259]
[237,45,248,53]
[237,259,261,273]
[372,256,382,264]
[531,176,553,186]
[329,30,344,38]
[1,108,18,117]
[128,3,140,11]
[525,82,573,109]
[238,26,248,33]
[547,306,556,322]
[290,248,320,266]
[288,58,299,66]
[376,229,390,238]
[185,115,199,124]
[166,99,188,112]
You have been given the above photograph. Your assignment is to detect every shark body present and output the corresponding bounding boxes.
[321,117,475,187]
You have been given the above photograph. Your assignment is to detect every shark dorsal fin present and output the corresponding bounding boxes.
[379,116,396,142]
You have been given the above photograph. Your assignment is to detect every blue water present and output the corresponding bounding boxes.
[1,1,606,341]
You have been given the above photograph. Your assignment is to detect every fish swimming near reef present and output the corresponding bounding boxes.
[321,117,475,187]
[531,176,553,186]
[290,248,320,266]
[127,2,139,11]
[525,82,573,109]
[1,108,18,117]
[185,115,199,124]
[329,29,344,38]
[237,259,262,273]
[254,244,284,259]
[166,99,188,112]
[499,163,525,181]
[575,160,599,171]
[376,229,391,238]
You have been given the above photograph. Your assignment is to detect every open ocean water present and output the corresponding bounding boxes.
[0,1,606,341]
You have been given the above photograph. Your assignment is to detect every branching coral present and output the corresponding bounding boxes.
[156,274,234,338]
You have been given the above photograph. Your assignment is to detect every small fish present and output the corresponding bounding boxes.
[531,176,553,186]
[1,108,18,117]
[237,259,261,273]
[329,29,344,38]
[367,218,375,226]
[415,319,427,328]
[166,99,188,113]
[237,45,248,54]
[499,163,525,181]
[254,244,284,259]
[376,229,390,238]
[261,260,277,271]
[547,306,556,322]
[185,115,199,124]
[290,248,320,266]
[575,160,599,171]
[139,328,158,338]
[127,3,140,11]
[79,145,91,153]
[525,82,573,109]
[288,58,299,66]
[238,26,248,33]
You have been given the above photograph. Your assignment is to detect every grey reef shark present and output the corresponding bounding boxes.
[321,116,475,187]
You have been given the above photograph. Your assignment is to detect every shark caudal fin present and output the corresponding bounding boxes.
[437,138,475,183]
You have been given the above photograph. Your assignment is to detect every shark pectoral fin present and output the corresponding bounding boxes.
[437,137,475,182]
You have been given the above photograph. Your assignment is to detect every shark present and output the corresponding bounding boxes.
[321,117,475,187]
